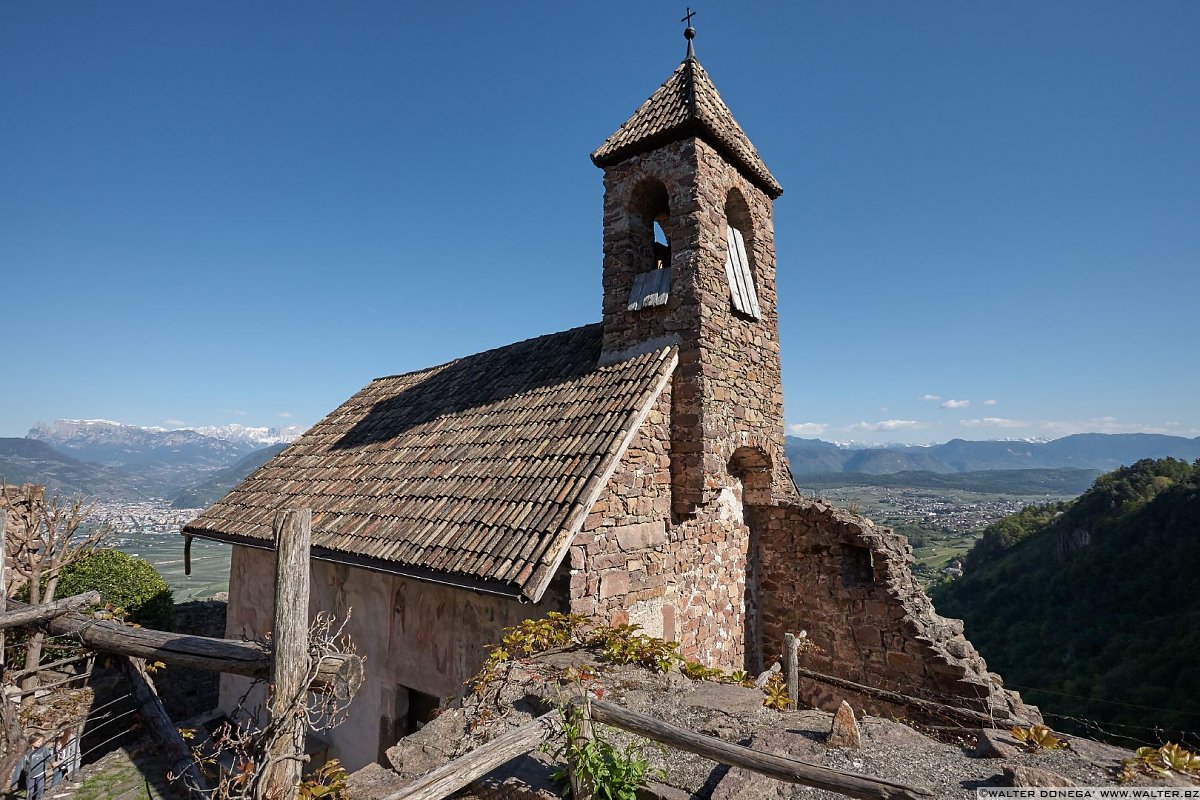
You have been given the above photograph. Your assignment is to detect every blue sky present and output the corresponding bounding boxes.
[3,2,1197,444]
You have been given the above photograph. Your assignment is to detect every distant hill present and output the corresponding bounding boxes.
[171,443,288,508]
[786,433,1200,476]
[796,468,1101,496]
[931,458,1200,740]
[0,438,171,500]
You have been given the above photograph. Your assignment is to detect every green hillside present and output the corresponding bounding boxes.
[931,458,1200,742]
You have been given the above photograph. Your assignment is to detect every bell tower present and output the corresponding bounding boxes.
[591,25,794,513]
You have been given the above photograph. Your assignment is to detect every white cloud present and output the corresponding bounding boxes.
[983,399,998,406]
[163,418,188,427]
[788,422,828,436]
[846,419,921,433]
[940,399,970,409]
[219,408,248,416]
[278,411,293,419]
[919,394,941,401]
[961,417,1028,428]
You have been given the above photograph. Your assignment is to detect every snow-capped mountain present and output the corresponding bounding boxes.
[189,424,304,447]
[26,419,305,488]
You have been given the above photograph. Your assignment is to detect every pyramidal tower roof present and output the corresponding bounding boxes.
[591,52,783,198]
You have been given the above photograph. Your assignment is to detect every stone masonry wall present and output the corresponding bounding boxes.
[568,383,750,668]
[750,499,1040,724]
[598,138,796,513]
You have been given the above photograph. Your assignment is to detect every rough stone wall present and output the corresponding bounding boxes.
[750,499,1039,724]
[220,544,566,772]
[598,138,795,512]
[567,384,750,668]
[154,599,227,720]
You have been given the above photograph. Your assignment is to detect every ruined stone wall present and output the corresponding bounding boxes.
[567,384,750,669]
[750,500,1038,724]
[220,544,565,772]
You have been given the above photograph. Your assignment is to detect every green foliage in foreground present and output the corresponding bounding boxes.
[932,458,1200,742]
[57,548,175,630]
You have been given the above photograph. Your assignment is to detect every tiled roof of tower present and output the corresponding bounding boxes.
[183,324,678,602]
[591,56,783,198]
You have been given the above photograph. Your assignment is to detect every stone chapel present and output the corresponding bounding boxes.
[184,28,1035,771]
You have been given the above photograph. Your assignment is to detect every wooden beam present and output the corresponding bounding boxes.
[0,590,101,630]
[585,698,933,800]
[792,666,1012,726]
[117,654,210,797]
[382,713,557,800]
[7,600,363,699]
[260,509,311,799]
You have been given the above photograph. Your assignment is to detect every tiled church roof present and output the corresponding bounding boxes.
[591,56,783,198]
[184,324,677,601]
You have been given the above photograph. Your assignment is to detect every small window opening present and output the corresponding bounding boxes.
[627,184,673,311]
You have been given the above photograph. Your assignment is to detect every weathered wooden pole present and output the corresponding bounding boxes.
[567,694,595,800]
[783,632,800,709]
[0,590,100,630]
[259,508,312,800]
[585,698,933,800]
[8,600,362,697]
[382,713,558,800]
[118,654,210,796]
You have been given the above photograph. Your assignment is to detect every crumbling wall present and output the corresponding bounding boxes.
[750,499,1038,724]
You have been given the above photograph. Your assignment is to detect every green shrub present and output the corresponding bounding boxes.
[57,549,174,630]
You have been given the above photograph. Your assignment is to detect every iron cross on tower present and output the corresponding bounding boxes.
[682,7,697,58]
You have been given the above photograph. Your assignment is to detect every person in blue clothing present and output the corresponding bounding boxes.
[24,733,50,799]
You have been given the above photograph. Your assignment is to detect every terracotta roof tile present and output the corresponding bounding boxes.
[184,323,677,601]
[591,56,782,198]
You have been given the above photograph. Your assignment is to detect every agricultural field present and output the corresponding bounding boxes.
[794,482,1082,586]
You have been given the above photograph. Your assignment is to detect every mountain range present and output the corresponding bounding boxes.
[2,420,302,500]
[786,432,1200,475]
[4,420,1199,505]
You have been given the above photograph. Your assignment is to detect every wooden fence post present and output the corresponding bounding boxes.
[567,693,594,800]
[783,632,800,709]
[259,508,312,800]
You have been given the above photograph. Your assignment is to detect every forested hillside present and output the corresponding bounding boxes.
[932,459,1200,742]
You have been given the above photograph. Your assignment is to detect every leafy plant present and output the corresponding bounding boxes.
[1121,743,1200,782]
[1010,724,1069,751]
[762,673,791,711]
[56,548,174,629]
[590,625,680,673]
[545,675,660,800]
[299,759,349,798]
